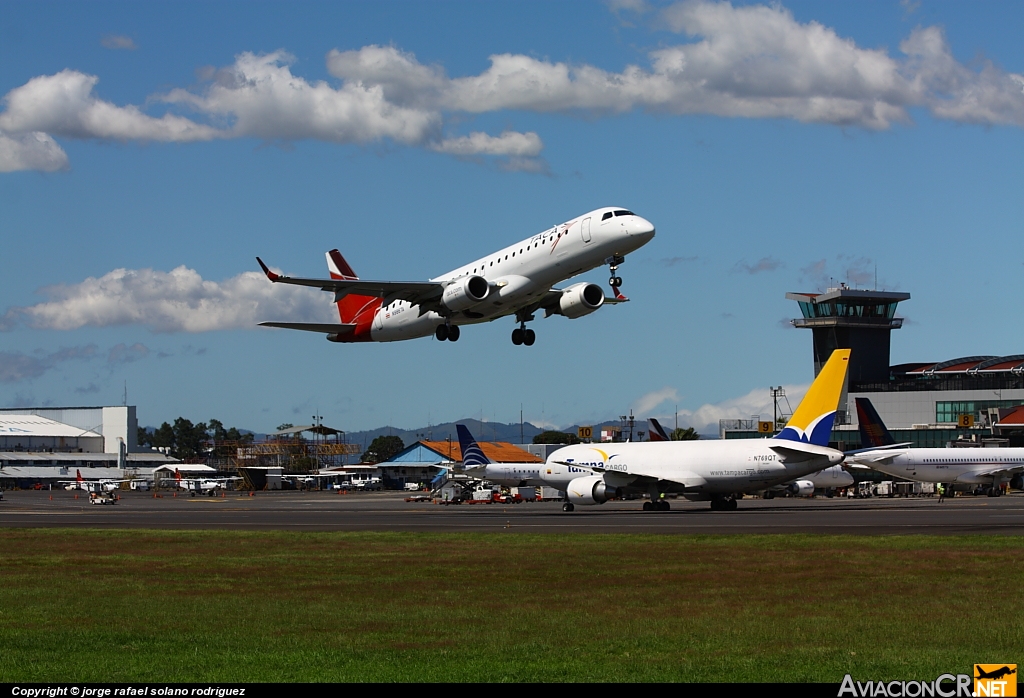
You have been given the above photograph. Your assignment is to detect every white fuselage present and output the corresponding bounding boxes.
[550,440,845,496]
[853,448,1024,484]
[370,208,655,341]
[466,461,597,490]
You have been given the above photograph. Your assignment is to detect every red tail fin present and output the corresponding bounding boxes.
[76,469,83,482]
[326,249,381,327]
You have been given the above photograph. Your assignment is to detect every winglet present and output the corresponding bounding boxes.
[256,257,280,282]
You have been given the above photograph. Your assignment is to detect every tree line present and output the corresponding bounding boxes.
[138,418,253,460]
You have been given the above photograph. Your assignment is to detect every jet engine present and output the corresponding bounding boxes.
[557,282,605,319]
[442,275,489,312]
[566,475,618,505]
[786,480,815,497]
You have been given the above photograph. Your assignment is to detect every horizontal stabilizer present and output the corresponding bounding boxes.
[844,443,911,456]
[768,440,844,464]
[259,322,356,335]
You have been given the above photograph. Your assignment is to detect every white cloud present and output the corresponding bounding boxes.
[0,130,69,172]
[101,35,137,50]
[163,51,440,145]
[432,130,543,157]
[332,3,1024,131]
[1,266,332,333]
[0,70,220,142]
[653,383,810,435]
[4,1,1024,173]
[632,387,680,415]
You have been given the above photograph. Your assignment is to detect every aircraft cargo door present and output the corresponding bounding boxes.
[581,217,591,243]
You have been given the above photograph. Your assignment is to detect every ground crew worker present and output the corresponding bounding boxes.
[937,483,945,503]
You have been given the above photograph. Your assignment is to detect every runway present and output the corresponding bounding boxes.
[2,489,1024,533]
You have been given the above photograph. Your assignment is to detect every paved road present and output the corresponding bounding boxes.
[2,489,1023,533]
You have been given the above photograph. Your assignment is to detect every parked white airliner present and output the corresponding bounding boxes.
[847,397,1024,495]
[257,207,655,345]
[550,349,852,511]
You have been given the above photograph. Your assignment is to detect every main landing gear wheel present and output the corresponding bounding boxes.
[643,500,670,511]
[511,327,536,346]
[562,502,575,512]
[710,498,738,511]
[436,324,460,342]
[609,276,623,287]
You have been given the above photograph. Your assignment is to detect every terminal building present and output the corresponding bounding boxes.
[724,286,1024,448]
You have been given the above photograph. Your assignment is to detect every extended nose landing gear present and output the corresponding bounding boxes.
[435,322,461,342]
[606,254,626,287]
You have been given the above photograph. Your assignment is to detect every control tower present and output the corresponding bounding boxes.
[787,285,910,386]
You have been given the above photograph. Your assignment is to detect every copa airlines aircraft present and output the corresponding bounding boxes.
[846,397,1024,494]
[456,424,597,490]
[550,349,851,511]
[256,207,655,346]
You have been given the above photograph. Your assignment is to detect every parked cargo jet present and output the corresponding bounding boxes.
[256,207,655,345]
[551,349,851,511]
[846,397,1024,495]
[647,417,853,496]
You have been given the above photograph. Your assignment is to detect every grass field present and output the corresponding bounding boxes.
[1,530,1020,682]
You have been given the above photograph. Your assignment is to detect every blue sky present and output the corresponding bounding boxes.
[2,0,1023,435]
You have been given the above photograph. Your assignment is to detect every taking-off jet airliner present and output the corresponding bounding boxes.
[256,207,655,345]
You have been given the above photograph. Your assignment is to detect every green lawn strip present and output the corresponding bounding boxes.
[0,530,1020,682]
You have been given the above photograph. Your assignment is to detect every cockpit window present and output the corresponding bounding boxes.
[614,210,634,217]
[601,212,613,221]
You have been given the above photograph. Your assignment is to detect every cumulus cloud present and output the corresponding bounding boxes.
[431,130,543,157]
[0,130,69,172]
[0,345,98,383]
[632,387,680,415]
[734,257,783,274]
[101,35,137,50]
[3,1,1024,173]
[333,3,1024,129]
[1,266,331,333]
[0,70,219,142]
[653,383,810,435]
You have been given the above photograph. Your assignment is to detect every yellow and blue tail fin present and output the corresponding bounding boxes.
[775,349,851,446]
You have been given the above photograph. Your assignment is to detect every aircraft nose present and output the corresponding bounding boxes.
[630,216,656,240]
[830,451,846,466]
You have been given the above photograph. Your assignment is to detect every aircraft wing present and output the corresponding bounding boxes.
[975,464,1024,478]
[257,258,444,304]
[846,451,902,466]
[259,322,357,335]
[551,461,707,489]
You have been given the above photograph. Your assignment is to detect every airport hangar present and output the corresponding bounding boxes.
[0,406,179,489]
[724,287,1024,448]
